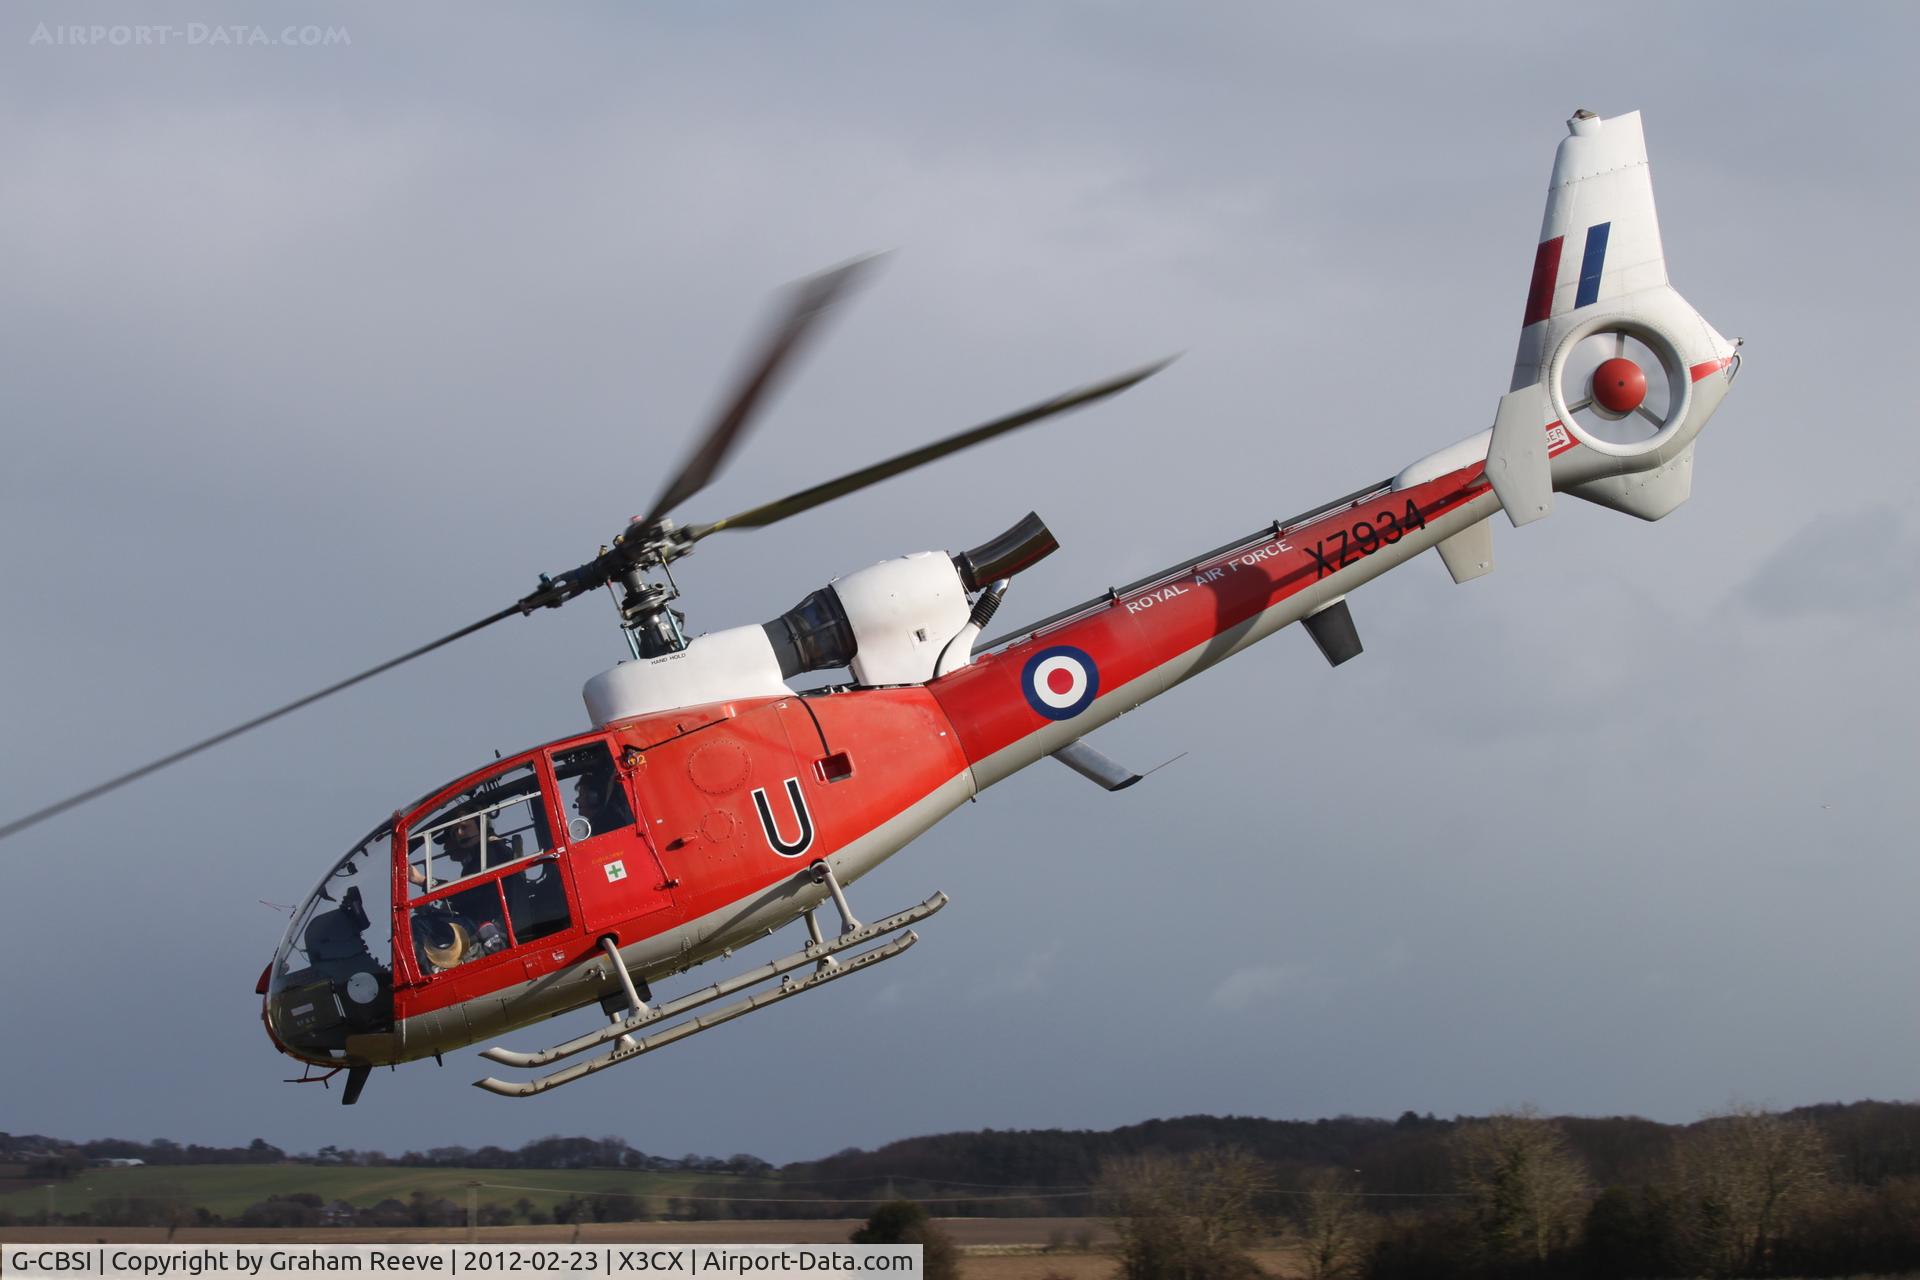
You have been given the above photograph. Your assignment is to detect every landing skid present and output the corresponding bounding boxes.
[473,887,946,1097]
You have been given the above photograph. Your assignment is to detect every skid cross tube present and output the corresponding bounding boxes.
[474,930,922,1096]
[476,891,947,1074]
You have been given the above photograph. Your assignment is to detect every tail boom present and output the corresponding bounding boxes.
[929,107,1737,790]
[930,459,1502,789]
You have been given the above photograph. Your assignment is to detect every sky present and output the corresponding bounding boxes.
[2,2,1916,1166]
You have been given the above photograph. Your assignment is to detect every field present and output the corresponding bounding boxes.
[0,1166,1319,1276]
[0,1223,1300,1280]
[1,1167,1250,1277]
[0,1166,712,1219]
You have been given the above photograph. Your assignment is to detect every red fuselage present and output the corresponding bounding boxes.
[262,453,1503,1073]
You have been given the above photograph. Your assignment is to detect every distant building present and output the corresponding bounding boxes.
[89,1158,146,1168]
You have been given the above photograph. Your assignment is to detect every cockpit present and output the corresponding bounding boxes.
[264,824,395,1063]
[262,737,642,1069]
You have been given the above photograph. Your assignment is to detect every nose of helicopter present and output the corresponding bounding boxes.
[262,926,401,1071]
[258,961,296,1055]
[259,960,399,1107]
[263,825,404,1084]
[258,958,315,1060]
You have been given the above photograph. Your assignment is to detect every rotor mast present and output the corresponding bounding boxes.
[612,528,688,659]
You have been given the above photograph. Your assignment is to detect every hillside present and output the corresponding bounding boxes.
[6,1100,1918,1225]
[0,1165,703,1221]
[781,1102,1920,1207]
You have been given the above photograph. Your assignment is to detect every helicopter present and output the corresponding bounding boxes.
[3,108,1740,1105]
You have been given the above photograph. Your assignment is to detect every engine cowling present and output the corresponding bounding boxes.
[586,515,1061,723]
[583,625,792,727]
[764,513,1059,685]
[763,553,969,687]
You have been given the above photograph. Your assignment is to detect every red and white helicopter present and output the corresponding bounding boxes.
[3,108,1739,1104]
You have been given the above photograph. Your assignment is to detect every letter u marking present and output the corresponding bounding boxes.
[751,777,814,857]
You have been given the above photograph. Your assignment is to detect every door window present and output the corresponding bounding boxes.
[413,880,512,973]
[552,742,634,843]
[403,758,577,979]
[504,859,570,945]
[406,761,552,897]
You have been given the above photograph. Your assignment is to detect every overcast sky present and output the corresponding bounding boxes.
[2,2,1916,1166]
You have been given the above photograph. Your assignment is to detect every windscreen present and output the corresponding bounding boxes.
[265,825,395,1060]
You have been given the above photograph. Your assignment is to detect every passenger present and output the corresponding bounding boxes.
[407,815,515,891]
[441,816,515,879]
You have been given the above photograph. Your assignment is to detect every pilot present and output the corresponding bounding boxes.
[574,755,635,837]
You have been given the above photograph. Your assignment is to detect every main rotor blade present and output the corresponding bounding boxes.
[0,604,524,843]
[688,357,1176,539]
[642,254,880,525]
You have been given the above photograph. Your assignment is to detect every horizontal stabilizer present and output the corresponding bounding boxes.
[1302,597,1363,667]
[1487,383,1555,527]
[1568,444,1694,521]
[1052,738,1143,791]
[1436,518,1494,583]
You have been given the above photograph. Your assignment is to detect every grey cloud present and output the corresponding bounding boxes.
[2,1,1917,1163]
[1736,506,1920,619]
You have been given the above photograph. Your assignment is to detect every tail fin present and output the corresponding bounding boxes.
[1511,109,1669,391]
[1479,109,1738,527]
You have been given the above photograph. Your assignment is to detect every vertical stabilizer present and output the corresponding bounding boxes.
[1512,110,1669,392]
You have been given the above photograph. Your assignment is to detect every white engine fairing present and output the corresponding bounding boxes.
[580,552,973,724]
[583,625,793,727]
[834,552,971,686]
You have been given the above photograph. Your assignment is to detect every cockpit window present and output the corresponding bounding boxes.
[406,761,552,898]
[266,825,395,1059]
[553,742,635,842]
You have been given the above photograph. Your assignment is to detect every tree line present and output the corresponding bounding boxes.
[13,1101,1919,1194]
[0,1132,773,1179]
[1095,1106,1920,1279]
[8,1101,1920,1274]
[780,1100,1920,1207]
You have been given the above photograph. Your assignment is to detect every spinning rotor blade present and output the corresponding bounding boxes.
[0,605,526,843]
[1,261,1168,843]
[642,255,879,525]
[688,357,1176,539]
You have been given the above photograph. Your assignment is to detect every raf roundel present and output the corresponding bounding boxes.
[1021,645,1100,720]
